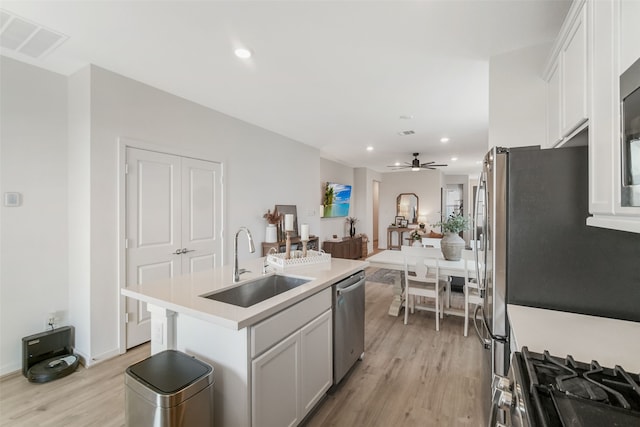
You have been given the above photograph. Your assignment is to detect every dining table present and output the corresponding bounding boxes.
[366,248,479,317]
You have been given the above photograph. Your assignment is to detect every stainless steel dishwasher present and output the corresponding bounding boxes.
[332,270,365,385]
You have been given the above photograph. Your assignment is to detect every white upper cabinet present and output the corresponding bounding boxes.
[544,0,588,148]
[561,5,588,136]
[546,61,562,147]
[587,0,640,233]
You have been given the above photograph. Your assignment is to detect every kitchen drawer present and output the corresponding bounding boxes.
[250,287,331,358]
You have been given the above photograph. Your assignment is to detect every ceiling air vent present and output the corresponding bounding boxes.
[398,130,415,136]
[0,9,68,59]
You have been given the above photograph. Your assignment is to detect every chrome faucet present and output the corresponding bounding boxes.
[233,227,255,283]
[263,247,278,274]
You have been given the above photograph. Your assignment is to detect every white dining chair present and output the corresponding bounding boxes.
[462,249,483,337]
[402,246,447,330]
[421,237,441,248]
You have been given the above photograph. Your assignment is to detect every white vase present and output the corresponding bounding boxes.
[412,240,422,247]
[265,224,277,243]
[440,232,465,261]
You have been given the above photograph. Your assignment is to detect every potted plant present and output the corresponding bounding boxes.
[409,228,425,246]
[433,213,470,260]
[263,208,283,243]
[345,217,358,237]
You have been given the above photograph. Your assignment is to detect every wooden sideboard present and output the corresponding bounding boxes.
[261,236,318,256]
[322,236,362,260]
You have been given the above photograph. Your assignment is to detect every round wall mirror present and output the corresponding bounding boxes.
[396,193,419,224]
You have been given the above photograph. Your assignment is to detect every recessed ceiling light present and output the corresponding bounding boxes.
[451,157,458,161]
[394,162,401,166]
[366,146,374,151]
[440,137,450,143]
[234,48,252,59]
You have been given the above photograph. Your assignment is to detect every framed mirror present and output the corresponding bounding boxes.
[396,193,419,224]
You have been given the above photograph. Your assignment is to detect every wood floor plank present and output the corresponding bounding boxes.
[304,279,484,427]
[0,274,485,427]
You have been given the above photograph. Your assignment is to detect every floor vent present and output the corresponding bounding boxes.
[0,9,68,59]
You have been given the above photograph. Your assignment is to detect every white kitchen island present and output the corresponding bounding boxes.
[122,257,368,427]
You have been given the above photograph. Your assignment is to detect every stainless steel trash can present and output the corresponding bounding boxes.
[125,350,214,427]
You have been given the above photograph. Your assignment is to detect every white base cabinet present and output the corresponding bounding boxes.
[252,310,332,427]
[251,288,333,427]
[252,331,301,427]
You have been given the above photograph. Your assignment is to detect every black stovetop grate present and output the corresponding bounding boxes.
[519,347,640,427]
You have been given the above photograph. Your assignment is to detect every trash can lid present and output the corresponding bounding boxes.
[126,350,213,394]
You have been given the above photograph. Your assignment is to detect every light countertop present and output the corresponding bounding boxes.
[508,304,640,372]
[122,257,368,330]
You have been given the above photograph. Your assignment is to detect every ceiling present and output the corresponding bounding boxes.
[1,1,571,175]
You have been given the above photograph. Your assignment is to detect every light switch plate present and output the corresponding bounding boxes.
[4,192,22,207]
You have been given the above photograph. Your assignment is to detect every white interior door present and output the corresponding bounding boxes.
[125,148,222,349]
[181,157,222,273]
[126,148,181,348]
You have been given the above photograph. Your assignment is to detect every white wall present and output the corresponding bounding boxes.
[1,59,323,374]
[488,43,551,149]
[378,170,443,249]
[354,167,382,255]
[0,57,69,374]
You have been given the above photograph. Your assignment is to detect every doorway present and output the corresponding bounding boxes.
[372,180,380,252]
[123,146,223,349]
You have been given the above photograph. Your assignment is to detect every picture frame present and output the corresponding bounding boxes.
[400,219,408,227]
[275,204,298,239]
[394,216,405,226]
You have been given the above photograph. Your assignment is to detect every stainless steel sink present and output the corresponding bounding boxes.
[201,274,312,307]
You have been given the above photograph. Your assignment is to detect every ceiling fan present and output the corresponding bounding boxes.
[387,153,447,171]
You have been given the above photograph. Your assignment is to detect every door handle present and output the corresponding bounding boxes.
[172,248,195,255]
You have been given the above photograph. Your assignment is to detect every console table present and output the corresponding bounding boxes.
[386,227,413,250]
[261,236,318,256]
[322,236,362,260]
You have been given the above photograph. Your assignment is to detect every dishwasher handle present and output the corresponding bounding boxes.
[336,276,365,296]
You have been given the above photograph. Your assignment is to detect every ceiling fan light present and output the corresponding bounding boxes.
[411,167,420,171]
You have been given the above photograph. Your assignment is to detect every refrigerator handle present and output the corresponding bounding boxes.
[473,305,491,349]
[473,171,484,289]
[479,305,508,344]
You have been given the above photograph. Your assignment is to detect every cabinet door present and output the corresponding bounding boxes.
[562,5,588,136]
[300,310,332,417]
[252,332,300,427]
[546,60,562,148]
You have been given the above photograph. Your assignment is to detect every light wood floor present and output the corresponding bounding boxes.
[0,277,483,427]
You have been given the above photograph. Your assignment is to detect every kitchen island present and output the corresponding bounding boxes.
[122,257,368,427]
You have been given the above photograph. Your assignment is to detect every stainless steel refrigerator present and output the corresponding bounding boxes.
[474,145,640,425]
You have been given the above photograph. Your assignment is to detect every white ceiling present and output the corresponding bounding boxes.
[1,0,571,175]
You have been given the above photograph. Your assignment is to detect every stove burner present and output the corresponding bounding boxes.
[559,376,609,401]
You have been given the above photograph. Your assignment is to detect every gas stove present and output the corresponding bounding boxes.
[494,347,640,427]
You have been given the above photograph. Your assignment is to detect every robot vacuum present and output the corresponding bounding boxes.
[22,326,79,383]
